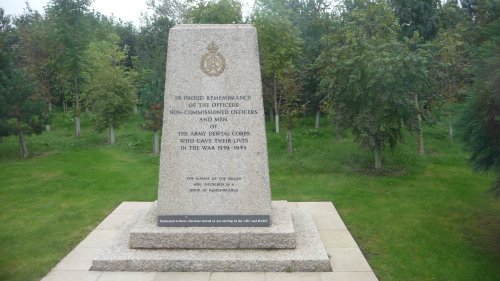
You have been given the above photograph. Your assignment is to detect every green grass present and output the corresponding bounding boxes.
[1,113,499,281]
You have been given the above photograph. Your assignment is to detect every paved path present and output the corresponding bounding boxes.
[41,201,378,281]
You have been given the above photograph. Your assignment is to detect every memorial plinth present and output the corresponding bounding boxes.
[93,206,331,272]
[91,24,331,272]
[130,201,296,249]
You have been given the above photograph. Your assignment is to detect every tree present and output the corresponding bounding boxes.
[431,29,470,140]
[461,0,500,46]
[277,64,302,153]
[432,0,473,141]
[456,0,500,197]
[144,103,163,155]
[0,31,45,158]
[457,38,500,197]
[144,0,185,23]
[289,0,332,129]
[405,37,443,156]
[137,2,175,154]
[342,0,371,11]
[318,1,430,169]
[387,0,445,155]
[437,0,468,31]
[82,35,137,144]
[252,0,303,133]
[13,5,54,131]
[434,0,499,146]
[460,0,499,26]
[390,0,439,41]
[114,21,139,71]
[185,0,243,24]
[45,0,93,137]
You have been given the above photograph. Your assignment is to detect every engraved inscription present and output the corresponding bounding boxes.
[200,42,226,76]
[169,94,256,154]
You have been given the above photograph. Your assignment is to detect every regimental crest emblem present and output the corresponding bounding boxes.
[200,42,226,77]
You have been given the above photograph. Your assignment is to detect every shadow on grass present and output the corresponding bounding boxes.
[464,212,500,258]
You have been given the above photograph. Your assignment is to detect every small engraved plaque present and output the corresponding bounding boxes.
[200,42,226,76]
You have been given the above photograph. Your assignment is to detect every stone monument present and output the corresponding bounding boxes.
[157,24,271,227]
[91,24,331,272]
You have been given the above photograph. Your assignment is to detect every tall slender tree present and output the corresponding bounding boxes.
[252,0,303,133]
[289,0,332,129]
[46,0,92,137]
[137,1,175,154]
[13,6,53,131]
[388,0,445,155]
[277,64,302,153]
[0,12,45,158]
[457,38,500,197]
[82,34,137,144]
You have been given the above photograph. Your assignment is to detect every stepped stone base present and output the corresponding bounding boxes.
[91,203,332,272]
[130,201,295,249]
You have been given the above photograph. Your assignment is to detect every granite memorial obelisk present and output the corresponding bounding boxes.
[157,25,272,227]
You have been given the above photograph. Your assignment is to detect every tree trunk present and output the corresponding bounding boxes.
[274,73,279,133]
[315,110,320,129]
[399,118,405,144]
[269,105,274,123]
[418,128,424,155]
[287,111,293,154]
[374,142,382,169]
[19,131,29,159]
[74,75,81,138]
[448,112,453,141]
[275,114,280,133]
[17,119,29,159]
[46,101,52,132]
[335,118,342,142]
[75,116,81,137]
[109,125,115,144]
[134,105,138,114]
[153,130,160,155]
[63,99,67,113]
[415,94,424,155]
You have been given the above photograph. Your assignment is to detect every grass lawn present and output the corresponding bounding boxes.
[1,113,499,281]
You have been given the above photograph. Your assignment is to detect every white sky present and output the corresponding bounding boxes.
[0,0,256,27]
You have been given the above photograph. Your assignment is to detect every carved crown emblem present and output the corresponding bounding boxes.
[201,42,226,77]
[207,42,219,53]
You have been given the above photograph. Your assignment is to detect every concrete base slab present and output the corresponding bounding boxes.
[265,272,322,281]
[91,206,331,272]
[130,201,296,249]
[41,201,379,281]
